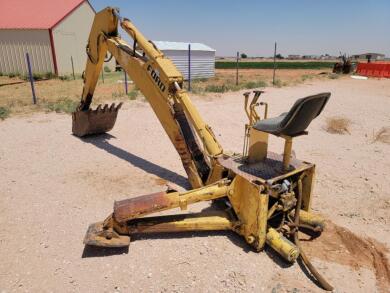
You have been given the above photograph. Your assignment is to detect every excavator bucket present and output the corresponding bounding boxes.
[72,102,123,137]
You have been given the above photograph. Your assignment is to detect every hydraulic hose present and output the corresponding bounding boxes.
[294,179,334,291]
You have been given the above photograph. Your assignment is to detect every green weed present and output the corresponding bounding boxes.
[127,89,139,100]
[0,106,10,120]
[45,97,78,114]
[328,73,340,79]
[242,80,267,89]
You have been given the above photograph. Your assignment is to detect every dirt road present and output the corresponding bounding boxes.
[1,78,389,292]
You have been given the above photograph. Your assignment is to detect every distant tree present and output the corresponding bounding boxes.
[275,53,284,59]
[240,53,248,59]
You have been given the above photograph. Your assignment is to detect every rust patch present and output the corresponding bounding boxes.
[113,192,174,223]
[302,220,390,292]
[154,177,168,186]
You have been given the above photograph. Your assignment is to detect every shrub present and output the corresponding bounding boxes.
[0,106,10,120]
[275,53,284,59]
[112,91,125,99]
[328,73,339,79]
[372,127,390,144]
[32,73,45,80]
[0,72,3,76]
[127,89,138,100]
[189,85,205,95]
[273,79,283,88]
[240,53,247,59]
[324,117,351,134]
[301,74,314,81]
[44,72,55,79]
[104,66,112,73]
[46,98,78,114]
[193,77,208,83]
[8,72,18,78]
[242,80,267,89]
[205,84,229,93]
[58,75,72,81]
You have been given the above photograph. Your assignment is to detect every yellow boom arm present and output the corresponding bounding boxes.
[77,7,223,188]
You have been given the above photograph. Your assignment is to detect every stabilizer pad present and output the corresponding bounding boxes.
[83,222,130,248]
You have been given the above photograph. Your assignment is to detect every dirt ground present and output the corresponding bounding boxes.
[0,77,389,292]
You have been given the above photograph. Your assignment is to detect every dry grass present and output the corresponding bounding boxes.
[0,69,333,119]
[324,116,351,134]
[372,127,390,144]
[0,72,139,118]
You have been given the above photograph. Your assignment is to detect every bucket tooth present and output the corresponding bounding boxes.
[72,102,122,137]
[116,102,123,111]
[95,104,102,113]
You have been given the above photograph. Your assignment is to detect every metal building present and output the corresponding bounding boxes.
[153,41,215,80]
[351,53,385,61]
[0,0,114,75]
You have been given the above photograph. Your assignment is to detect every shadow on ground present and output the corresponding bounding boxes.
[81,229,295,271]
[80,133,190,189]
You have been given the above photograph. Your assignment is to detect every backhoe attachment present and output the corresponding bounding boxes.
[77,6,334,290]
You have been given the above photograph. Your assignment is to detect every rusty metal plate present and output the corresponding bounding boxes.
[72,103,122,137]
[114,191,174,223]
[83,222,130,247]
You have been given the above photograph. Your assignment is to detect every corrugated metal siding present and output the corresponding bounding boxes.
[0,29,54,74]
[162,50,215,80]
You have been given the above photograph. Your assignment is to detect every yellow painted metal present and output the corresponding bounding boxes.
[266,228,299,262]
[296,210,326,231]
[105,38,203,188]
[120,18,223,158]
[77,7,118,111]
[301,165,315,211]
[282,136,293,171]
[205,160,225,185]
[257,192,269,250]
[247,128,268,163]
[127,212,233,234]
[227,175,269,250]
[242,91,269,161]
[175,90,223,157]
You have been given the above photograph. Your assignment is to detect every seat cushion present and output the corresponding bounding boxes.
[253,113,287,134]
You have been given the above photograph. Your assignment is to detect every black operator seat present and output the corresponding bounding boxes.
[253,92,331,137]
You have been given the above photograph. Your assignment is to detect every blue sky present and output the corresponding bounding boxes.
[89,0,390,57]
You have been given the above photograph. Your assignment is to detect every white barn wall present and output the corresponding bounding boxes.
[52,2,96,75]
[0,29,54,74]
[163,50,215,80]
[52,2,115,75]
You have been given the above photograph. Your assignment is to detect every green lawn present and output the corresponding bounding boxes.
[216,61,334,70]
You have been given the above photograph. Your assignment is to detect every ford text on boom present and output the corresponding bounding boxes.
[147,65,166,92]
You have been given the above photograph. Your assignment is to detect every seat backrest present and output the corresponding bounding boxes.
[280,92,331,136]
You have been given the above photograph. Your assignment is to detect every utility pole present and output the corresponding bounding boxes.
[236,51,239,86]
[273,42,277,85]
[188,44,191,91]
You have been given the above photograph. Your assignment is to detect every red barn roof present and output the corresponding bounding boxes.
[0,0,94,29]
